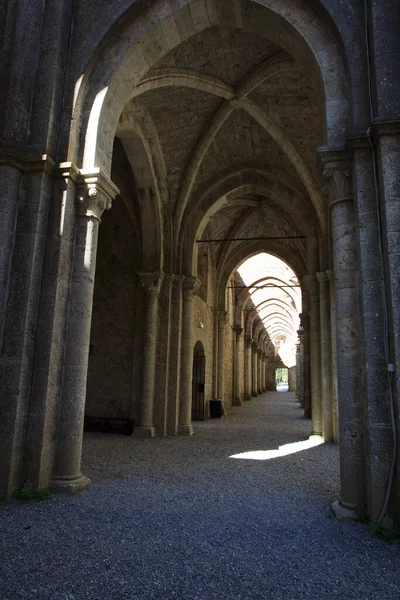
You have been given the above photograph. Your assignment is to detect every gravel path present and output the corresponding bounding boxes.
[1,392,400,600]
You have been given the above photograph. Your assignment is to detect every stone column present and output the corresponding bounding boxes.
[288,365,296,393]
[354,139,398,520]
[51,170,118,492]
[244,335,252,401]
[0,156,56,497]
[137,272,164,437]
[167,276,184,435]
[304,273,322,436]
[234,327,243,405]
[300,313,311,418]
[317,272,334,442]
[216,311,228,409]
[295,343,301,403]
[257,350,263,394]
[212,309,218,399]
[155,274,173,435]
[0,166,20,344]
[251,341,258,397]
[327,270,339,441]
[266,345,276,391]
[296,334,304,407]
[262,354,267,392]
[178,277,200,435]
[322,154,365,513]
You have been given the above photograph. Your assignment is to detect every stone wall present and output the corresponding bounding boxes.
[193,295,214,417]
[86,199,139,418]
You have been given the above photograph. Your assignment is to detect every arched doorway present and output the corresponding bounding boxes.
[275,368,289,392]
[192,341,206,421]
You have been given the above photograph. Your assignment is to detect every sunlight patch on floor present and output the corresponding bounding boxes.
[229,435,324,461]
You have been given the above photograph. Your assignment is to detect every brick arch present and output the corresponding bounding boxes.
[69,0,350,181]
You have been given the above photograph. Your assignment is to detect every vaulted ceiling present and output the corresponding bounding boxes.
[116,20,326,277]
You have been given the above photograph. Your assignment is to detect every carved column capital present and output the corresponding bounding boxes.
[234,326,243,338]
[244,334,252,349]
[316,271,329,284]
[183,276,201,300]
[218,310,229,326]
[251,340,258,351]
[319,149,353,208]
[76,169,120,221]
[302,274,319,301]
[299,312,309,330]
[139,271,164,298]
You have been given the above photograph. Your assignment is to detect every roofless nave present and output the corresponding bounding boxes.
[0,0,399,526]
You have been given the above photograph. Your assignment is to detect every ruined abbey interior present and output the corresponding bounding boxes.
[0,0,399,527]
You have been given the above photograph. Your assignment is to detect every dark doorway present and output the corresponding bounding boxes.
[192,341,206,421]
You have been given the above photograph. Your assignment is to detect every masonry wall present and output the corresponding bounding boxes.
[86,198,140,419]
[193,296,214,418]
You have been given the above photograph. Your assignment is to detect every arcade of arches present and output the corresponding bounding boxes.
[0,0,399,526]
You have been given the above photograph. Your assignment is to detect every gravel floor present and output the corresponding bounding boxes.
[1,392,400,600]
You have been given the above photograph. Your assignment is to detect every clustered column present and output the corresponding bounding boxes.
[323,156,365,511]
[179,277,200,435]
[304,272,322,436]
[251,341,258,397]
[327,270,339,440]
[257,350,263,394]
[296,332,304,407]
[217,311,229,411]
[262,354,267,392]
[244,335,252,401]
[299,313,311,418]
[136,271,164,437]
[234,327,243,405]
[317,272,334,442]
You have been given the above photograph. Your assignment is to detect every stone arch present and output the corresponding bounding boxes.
[245,275,300,311]
[217,243,306,312]
[68,0,350,189]
[258,303,296,328]
[115,101,165,270]
[180,167,313,275]
[234,289,252,329]
[245,310,259,338]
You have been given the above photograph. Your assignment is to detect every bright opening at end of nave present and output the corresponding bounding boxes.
[237,253,301,393]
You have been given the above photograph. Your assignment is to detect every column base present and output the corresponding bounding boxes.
[244,394,252,402]
[135,426,156,438]
[331,500,362,522]
[178,424,194,436]
[50,474,91,494]
[234,397,243,406]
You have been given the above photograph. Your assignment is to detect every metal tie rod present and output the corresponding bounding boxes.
[196,236,305,243]
[227,285,301,289]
